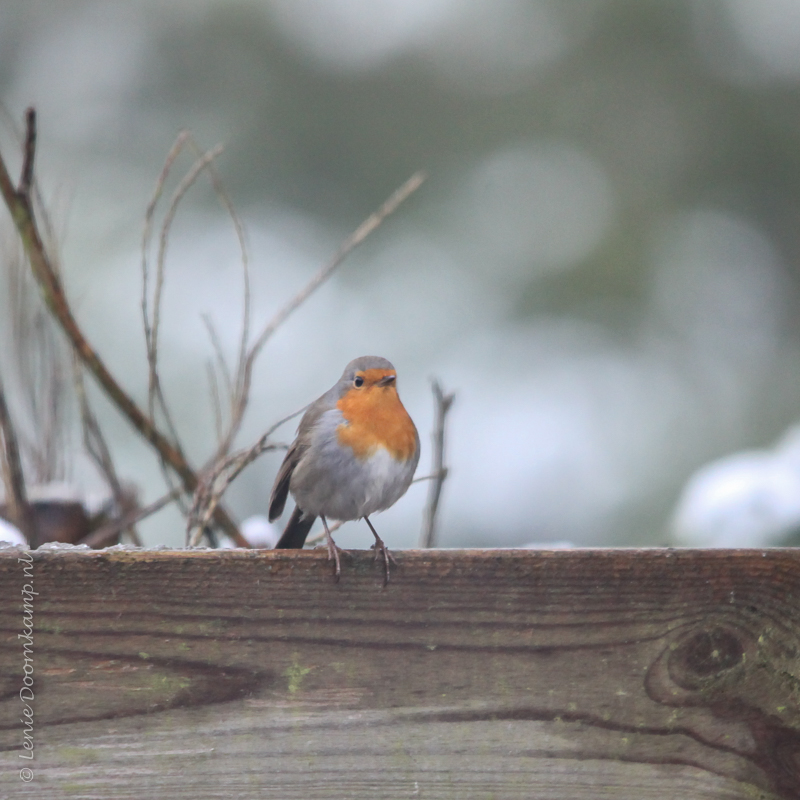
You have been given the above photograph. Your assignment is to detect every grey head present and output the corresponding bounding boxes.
[338,356,396,382]
[301,356,399,422]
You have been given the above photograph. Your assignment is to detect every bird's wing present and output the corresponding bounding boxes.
[268,388,336,521]
[268,440,305,521]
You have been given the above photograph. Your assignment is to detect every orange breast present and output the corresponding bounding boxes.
[336,384,417,462]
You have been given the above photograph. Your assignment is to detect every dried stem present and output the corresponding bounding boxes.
[186,406,303,546]
[141,131,251,504]
[230,171,427,451]
[142,141,231,516]
[73,358,142,545]
[183,136,250,462]
[202,314,234,397]
[206,360,224,446]
[186,436,284,547]
[149,144,224,425]
[186,172,426,538]
[419,380,454,548]
[0,108,248,547]
[141,131,189,366]
[0,370,35,541]
[7,242,69,484]
[18,107,35,197]
[2,110,424,551]
[79,486,181,548]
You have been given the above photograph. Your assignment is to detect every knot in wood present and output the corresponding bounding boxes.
[668,626,745,690]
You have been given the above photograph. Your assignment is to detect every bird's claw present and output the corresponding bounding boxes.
[370,536,396,585]
[325,540,349,580]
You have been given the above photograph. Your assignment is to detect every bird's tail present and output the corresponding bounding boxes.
[275,506,316,549]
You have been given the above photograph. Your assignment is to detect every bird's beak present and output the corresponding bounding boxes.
[378,374,396,387]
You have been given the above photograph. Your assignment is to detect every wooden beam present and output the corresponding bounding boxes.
[0,548,798,798]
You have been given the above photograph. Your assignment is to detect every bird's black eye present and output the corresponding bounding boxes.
[354,375,364,388]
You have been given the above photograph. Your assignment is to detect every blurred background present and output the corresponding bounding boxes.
[2,0,800,549]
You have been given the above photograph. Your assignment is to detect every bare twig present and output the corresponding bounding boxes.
[18,107,35,197]
[140,132,251,501]
[2,111,424,552]
[186,435,284,547]
[5,117,70,487]
[202,314,234,401]
[257,171,425,357]
[142,142,226,463]
[186,171,426,542]
[7,241,69,484]
[227,171,427,454]
[202,313,234,448]
[142,141,232,518]
[419,379,454,548]
[186,406,304,546]
[149,144,224,424]
[183,136,250,463]
[0,108,248,547]
[206,360,224,446]
[141,131,189,366]
[0,370,35,541]
[79,486,182,548]
[73,358,142,545]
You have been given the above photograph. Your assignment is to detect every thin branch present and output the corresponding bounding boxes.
[79,486,182,549]
[186,173,426,545]
[202,314,233,402]
[142,131,189,367]
[18,107,35,197]
[186,404,305,546]
[141,134,249,498]
[7,240,69,484]
[183,136,250,444]
[419,379,454,548]
[206,360,224,446]
[152,144,226,359]
[226,171,427,456]
[140,135,248,538]
[0,108,248,547]
[141,136,244,521]
[73,357,142,546]
[144,144,225,459]
[39,326,68,482]
[186,437,284,547]
[0,370,35,542]
[256,171,425,360]
[141,138,193,517]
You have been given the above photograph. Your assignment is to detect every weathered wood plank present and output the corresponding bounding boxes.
[0,548,798,799]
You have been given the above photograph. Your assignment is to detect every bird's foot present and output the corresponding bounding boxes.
[364,516,395,585]
[370,535,397,585]
[327,539,352,580]
[321,527,348,580]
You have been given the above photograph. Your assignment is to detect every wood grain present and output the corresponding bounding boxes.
[0,547,798,799]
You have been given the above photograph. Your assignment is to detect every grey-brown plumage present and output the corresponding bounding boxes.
[268,356,419,581]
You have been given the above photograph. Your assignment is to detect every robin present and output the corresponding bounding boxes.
[269,356,420,582]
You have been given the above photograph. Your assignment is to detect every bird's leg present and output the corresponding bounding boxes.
[320,515,344,579]
[364,516,396,585]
